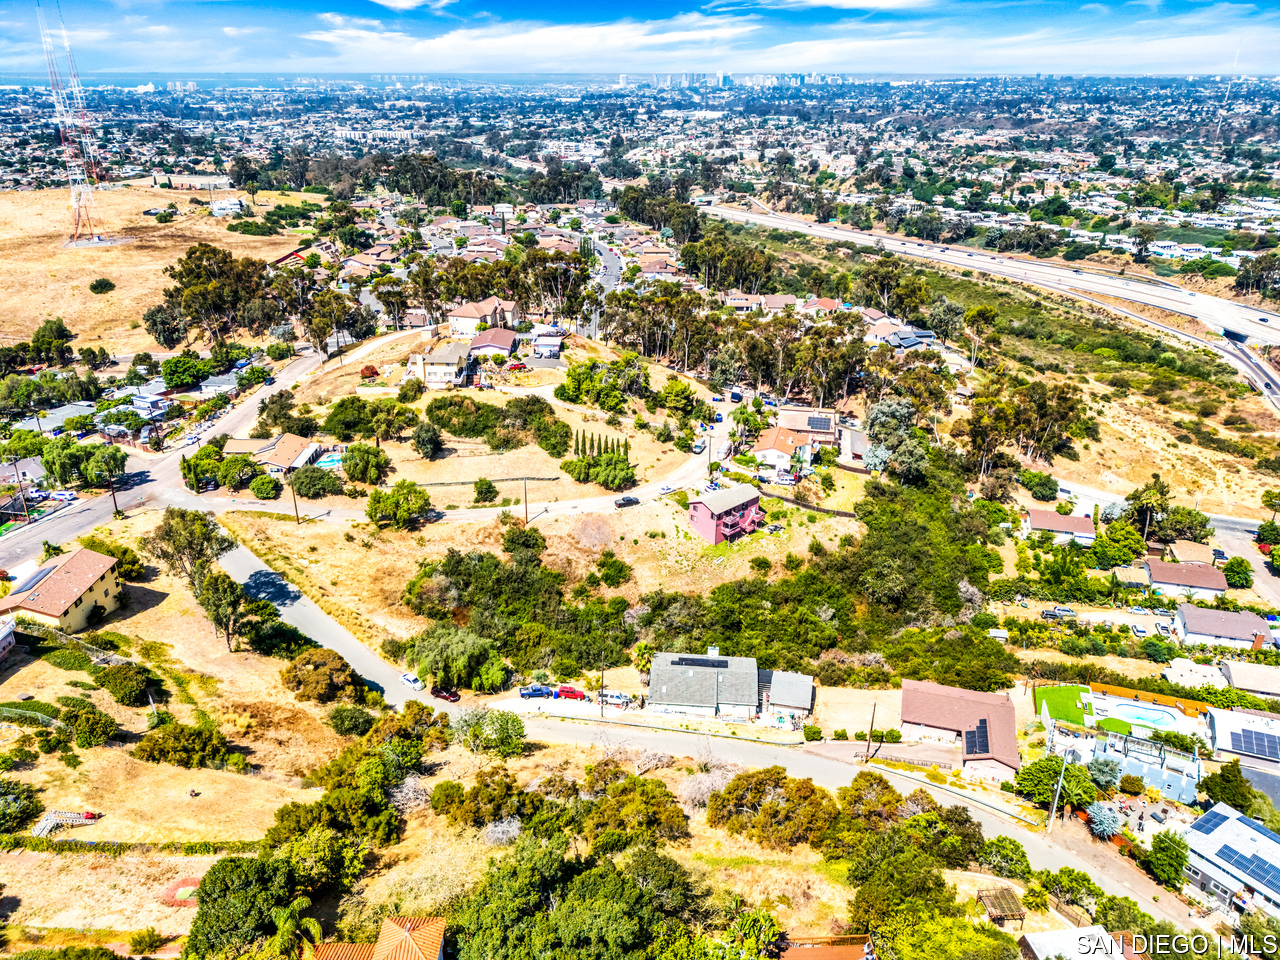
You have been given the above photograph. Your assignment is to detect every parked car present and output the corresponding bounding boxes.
[1053,606,1078,618]
[614,496,640,508]
[50,492,77,502]
[714,412,723,423]
[1129,606,1150,615]
[1212,548,1228,561]
[430,686,460,703]
[556,685,587,700]
[1155,622,1171,637]
[507,362,528,371]
[519,684,553,699]
[1132,624,1148,637]
[599,690,631,707]
[400,673,425,691]
[1040,610,1060,621]
[1152,608,1172,617]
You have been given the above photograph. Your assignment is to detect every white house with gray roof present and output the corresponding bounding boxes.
[1175,604,1271,650]
[1185,802,1280,917]
[648,651,760,719]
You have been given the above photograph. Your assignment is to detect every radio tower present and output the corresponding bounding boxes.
[37,0,104,243]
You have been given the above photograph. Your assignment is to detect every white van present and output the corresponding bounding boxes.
[692,438,707,454]
[599,690,631,707]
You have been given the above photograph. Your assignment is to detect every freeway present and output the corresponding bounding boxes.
[705,204,1280,348]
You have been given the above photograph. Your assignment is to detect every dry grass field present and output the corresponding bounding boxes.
[0,187,301,355]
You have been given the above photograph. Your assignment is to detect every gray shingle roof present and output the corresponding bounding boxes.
[1178,603,1268,640]
[649,652,758,710]
[768,670,814,710]
[688,484,759,516]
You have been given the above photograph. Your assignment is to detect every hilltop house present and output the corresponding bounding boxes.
[1023,508,1096,545]
[0,547,123,633]
[406,344,473,389]
[687,485,763,545]
[900,679,1021,781]
[1173,604,1270,649]
[1148,561,1227,602]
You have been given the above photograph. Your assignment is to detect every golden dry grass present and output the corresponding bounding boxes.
[0,187,301,354]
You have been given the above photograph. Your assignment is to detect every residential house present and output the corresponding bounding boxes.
[1183,802,1280,918]
[406,344,473,389]
[687,484,763,545]
[1163,657,1228,689]
[1023,508,1096,545]
[1149,562,1228,602]
[468,328,519,360]
[1166,540,1216,565]
[775,409,838,447]
[761,294,800,316]
[900,679,1021,781]
[0,457,46,486]
[313,917,444,960]
[15,401,96,435]
[1174,604,1270,649]
[759,669,815,717]
[751,427,810,474]
[1222,660,1280,698]
[0,547,123,633]
[1074,728,1202,804]
[722,291,762,315]
[1208,707,1280,766]
[1018,928,1129,960]
[799,297,842,317]
[256,434,322,477]
[446,297,519,337]
[647,651,759,719]
[532,336,563,359]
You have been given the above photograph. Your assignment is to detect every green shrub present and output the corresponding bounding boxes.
[134,722,230,768]
[0,778,43,831]
[833,729,848,740]
[89,278,116,294]
[249,475,282,500]
[289,465,344,499]
[129,928,166,954]
[96,662,150,706]
[327,704,376,737]
[803,725,823,742]
[1119,774,1144,795]
[43,648,93,671]
[78,535,145,580]
[266,342,294,361]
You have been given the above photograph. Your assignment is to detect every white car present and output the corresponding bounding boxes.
[659,485,675,495]
[51,492,77,502]
[400,673,425,692]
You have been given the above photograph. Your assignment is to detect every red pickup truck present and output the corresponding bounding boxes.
[556,685,587,700]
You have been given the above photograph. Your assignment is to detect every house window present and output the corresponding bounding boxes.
[74,597,82,607]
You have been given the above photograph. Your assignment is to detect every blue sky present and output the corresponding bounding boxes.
[0,0,1276,76]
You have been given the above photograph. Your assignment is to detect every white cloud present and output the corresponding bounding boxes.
[1079,2,1109,12]
[222,25,262,36]
[728,0,936,10]
[137,24,173,35]
[365,0,457,12]
[300,12,761,71]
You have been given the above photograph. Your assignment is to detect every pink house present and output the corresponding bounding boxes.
[688,485,764,545]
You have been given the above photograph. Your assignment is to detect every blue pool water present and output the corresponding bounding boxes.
[315,452,343,469]
[1110,703,1177,728]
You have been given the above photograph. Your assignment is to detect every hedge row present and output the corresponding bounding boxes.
[0,834,261,856]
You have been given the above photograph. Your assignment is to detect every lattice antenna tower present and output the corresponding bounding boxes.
[37,0,103,242]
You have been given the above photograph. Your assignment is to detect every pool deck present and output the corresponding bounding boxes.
[1090,691,1208,738]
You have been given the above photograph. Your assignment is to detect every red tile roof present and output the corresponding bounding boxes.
[314,918,444,960]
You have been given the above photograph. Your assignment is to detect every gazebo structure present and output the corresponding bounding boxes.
[978,887,1027,930]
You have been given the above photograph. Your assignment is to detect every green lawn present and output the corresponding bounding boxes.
[1097,717,1133,735]
[1034,684,1092,725]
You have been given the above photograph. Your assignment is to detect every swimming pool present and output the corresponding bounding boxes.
[1109,703,1178,729]
[315,452,343,469]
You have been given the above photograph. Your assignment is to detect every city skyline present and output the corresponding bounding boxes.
[0,0,1276,77]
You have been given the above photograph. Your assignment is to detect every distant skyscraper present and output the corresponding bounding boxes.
[618,74,628,88]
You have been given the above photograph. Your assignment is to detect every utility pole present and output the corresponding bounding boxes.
[291,478,300,524]
[865,701,876,759]
[11,458,29,524]
[1046,750,1075,834]
[524,479,528,525]
[599,647,605,718]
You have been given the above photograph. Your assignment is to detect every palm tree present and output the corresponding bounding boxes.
[264,896,322,959]
[1133,488,1165,541]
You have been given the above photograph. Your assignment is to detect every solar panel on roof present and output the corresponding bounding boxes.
[671,657,729,670]
[1237,815,1280,842]
[807,416,831,431]
[1193,811,1229,834]
[964,731,977,755]
[9,565,54,595]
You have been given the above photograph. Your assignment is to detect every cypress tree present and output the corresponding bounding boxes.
[624,438,630,460]
[575,431,581,457]
[589,434,596,456]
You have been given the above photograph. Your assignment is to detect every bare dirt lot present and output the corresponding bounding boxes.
[0,849,219,934]
[0,187,299,355]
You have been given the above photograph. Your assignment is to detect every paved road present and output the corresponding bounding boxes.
[705,205,1280,347]
[0,349,324,571]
